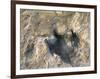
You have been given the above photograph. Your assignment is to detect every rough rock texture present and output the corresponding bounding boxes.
[20,9,90,69]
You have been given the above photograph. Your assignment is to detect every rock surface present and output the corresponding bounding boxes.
[20,9,90,69]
